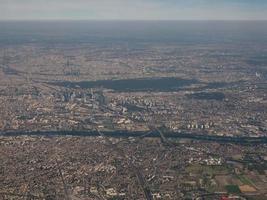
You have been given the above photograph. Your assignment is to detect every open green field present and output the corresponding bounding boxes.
[237,175,254,186]
[225,185,241,194]
[186,164,230,176]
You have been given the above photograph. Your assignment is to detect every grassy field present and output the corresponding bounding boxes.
[186,164,230,176]
[237,175,255,186]
[225,185,241,194]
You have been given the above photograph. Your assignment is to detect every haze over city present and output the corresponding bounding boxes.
[1,0,267,20]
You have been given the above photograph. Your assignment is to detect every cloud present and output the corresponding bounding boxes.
[0,0,266,20]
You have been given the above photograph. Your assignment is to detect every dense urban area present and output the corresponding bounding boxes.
[0,43,266,137]
[0,21,267,199]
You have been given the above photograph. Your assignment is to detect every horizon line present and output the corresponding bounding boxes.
[1,19,267,22]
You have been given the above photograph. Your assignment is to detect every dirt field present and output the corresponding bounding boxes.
[239,185,257,193]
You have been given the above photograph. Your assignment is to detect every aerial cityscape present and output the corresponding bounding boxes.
[0,1,267,200]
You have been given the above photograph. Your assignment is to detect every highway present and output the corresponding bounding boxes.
[97,129,153,200]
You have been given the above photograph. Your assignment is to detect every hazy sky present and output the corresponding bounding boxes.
[1,0,267,20]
